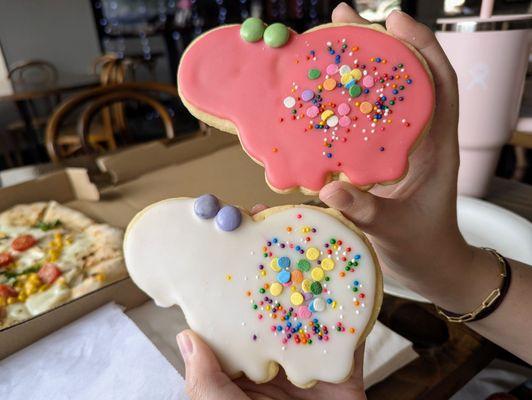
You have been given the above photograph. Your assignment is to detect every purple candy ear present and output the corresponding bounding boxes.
[194,194,220,219]
[215,206,242,232]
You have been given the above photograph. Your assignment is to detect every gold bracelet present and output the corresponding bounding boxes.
[436,248,510,323]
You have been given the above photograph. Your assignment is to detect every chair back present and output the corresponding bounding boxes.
[8,60,58,84]
[45,82,179,163]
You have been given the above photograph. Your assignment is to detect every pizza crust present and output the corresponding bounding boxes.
[42,201,95,232]
[0,202,48,227]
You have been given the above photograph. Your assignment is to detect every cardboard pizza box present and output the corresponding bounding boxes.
[95,128,315,210]
[0,128,314,359]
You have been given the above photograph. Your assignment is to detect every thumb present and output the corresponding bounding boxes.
[319,181,393,235]
[177,330,249,400]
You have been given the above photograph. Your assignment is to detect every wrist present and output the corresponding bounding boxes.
[432,246,503,314]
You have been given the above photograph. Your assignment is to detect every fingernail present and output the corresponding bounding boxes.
[177,331,193,361]
[320,187,353,211]
[335,2,349,11]
[390,9,412,19]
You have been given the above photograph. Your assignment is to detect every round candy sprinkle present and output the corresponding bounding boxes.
[339,116,351,127]
[339,65,351,75]
[291,270,303,284]
[326,115,339,128]
[301,278,312,292]
[240,17,265,42]
[340,74,353,85]
[326,64,338,75]
[301,89,314,102]
[269,282,283,296]
[311,267,324,281]
[277,270,291,284]
[283,96,296,108]
[306,247,319,260]
[362,75,374,88]
[270,257,281,272]
[345,79,356,89]
[360,101,373,114]
[321,258,335,271]
[312,297,326,312]
[321,110,334,121]
[349,85,362,98]
[215,205,241,231]
[297,259,311,272]
[306,105,319,118]
[278,256,291,268]
[194,194,220,219]
[338,103,350,116]
[308,68,321,80]
[310,281,323,295]
[263,23,289,48]
[290,292,304,306]
[351,69,362,80]
[323,78,337,91]
[298,305,312,319]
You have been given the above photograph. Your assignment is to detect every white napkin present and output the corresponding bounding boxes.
[127,300,418,388]
[0,301,417,400]
[0,303,186,400]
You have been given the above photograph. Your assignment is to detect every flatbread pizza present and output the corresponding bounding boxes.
[0,201,127,329]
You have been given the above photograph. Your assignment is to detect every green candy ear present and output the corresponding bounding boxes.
[263,23,290,48]
[240,18,290,48]
[240,17,266,43]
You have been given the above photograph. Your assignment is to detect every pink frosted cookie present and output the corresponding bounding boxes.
[124,194,382,388]
[178,19,435,194]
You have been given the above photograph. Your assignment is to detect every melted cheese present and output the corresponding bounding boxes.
[25,283,71,316]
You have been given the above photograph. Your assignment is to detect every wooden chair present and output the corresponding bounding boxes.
[45,82,178,163]
[8,59,58,84]
[6,60,59,133]
[77,91,174,153]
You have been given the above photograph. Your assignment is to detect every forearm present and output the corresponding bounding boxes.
[379,240,532,363]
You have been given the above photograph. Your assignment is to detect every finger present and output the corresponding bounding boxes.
[177,330,249,400]
[385,10,458,131]
[319,181,395,235]
[332,2,371,24]
[251,204,268,215]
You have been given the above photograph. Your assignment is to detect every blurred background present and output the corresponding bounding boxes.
[0,0,530,186]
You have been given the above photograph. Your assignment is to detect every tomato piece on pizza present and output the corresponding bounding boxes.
[38,263,62,284]
[0,252,13,268]
[0,284,18,299]
[11,234,37,251]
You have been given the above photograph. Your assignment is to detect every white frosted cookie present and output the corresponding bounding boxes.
[124,194,382,388]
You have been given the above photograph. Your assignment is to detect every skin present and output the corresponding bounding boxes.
[177,3,532,399]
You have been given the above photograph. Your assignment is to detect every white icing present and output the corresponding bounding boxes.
[124,199,379,387]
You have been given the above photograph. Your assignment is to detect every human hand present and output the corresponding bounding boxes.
[319,3,483,312]
[177,329,366,400]
[322,3,532,363]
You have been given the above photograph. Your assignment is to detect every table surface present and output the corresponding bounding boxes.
[366,176,531,400]
[0,74,99,102]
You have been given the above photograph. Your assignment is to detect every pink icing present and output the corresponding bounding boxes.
[178,24,434,192]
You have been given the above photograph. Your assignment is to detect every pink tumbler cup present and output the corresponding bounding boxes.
[436,15,531,197]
